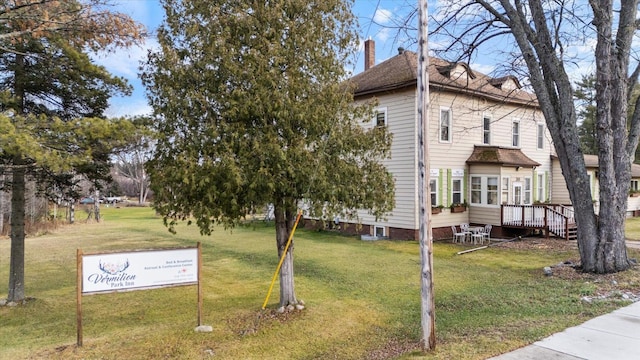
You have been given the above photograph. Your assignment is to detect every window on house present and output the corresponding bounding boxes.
[537,123,545,149]
[502,177,510,204]
[512,120,520,147]
[430,179,438,206]
[440,108,451,142]
[471,176,499,205]
[537,173,544,202]
[471,177,482,204]
[374,226,386,237]
[632,180,639,192]
[452,178,463,204]
[483,115,491,144]
[488,177,498,205]
[375,107,387,127]
[524,177,532,204]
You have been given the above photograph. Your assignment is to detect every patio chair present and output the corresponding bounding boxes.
[460,223,471,242]
[471,227,485,245]
[451,225,466,243]
[483,224,492,243]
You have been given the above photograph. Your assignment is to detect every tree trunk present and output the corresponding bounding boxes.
[589,0,631,273]
[273,201,298,308]
[94,190,100,222]
[8,161,26,302]
[0,174,5,234]
[489,0,631,274]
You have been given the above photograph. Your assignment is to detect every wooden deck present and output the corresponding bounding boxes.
[501,204,577,241]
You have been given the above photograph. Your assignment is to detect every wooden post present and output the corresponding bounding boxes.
[197,242,203,326]
[417,0,436,351]
[76,249,83,347]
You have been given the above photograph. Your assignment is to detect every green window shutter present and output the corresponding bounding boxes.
[447,169,452,206]
[464,169,468,203]
[439,169,444,206]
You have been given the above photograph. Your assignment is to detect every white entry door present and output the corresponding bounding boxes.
[513,183,523,205]
[512,183,523,222]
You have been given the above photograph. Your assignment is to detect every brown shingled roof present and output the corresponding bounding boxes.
[466,146,541,167]
[349,50,538,107]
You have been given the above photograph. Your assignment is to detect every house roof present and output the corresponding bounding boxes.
[466,146,541,167]
[581,154,640,178]
[349,50,538,107]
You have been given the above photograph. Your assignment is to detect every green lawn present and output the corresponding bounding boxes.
[1,207,639,359]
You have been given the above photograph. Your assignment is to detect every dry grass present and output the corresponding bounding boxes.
[1,208,640,359]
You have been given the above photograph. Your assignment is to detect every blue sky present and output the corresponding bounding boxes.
[95,0,428,118]
[94,1,603,118]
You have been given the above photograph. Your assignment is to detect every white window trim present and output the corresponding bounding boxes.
[537,122,545,149]
[439,107,452,143]
[451,178,464,205]
[430,178,439,206]
[537,173,544,202]
[374,225,386,237]
[482,114,491,145]
[524,177,532,205]
[373,107,387,127]
[512,119,520,147]
[501,177,510,204]
[470,175,500,207]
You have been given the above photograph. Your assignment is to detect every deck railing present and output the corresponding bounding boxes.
[501,204,575,239]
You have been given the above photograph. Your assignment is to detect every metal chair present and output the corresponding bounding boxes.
[451,225,466,243]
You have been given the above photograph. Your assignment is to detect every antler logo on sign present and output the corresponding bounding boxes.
[99,259,130,275]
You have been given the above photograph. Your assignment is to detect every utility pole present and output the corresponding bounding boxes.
[417,0,435,350]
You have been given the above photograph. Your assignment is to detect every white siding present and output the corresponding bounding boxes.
[356,89,418,230]
[353,87,554,238]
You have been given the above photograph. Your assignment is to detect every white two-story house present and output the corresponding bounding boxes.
[338,40,556,240]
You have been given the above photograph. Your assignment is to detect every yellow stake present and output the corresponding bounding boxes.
[261,211,303,309]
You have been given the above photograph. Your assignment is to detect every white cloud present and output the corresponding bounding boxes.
[93,38,159,78]
[106,97,152,118]
[373,8,393,24]
[376,27,391,44]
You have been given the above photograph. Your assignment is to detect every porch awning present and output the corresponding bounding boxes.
[466,145,540,168]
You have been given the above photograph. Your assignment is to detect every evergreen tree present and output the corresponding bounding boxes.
[0,1,144,303]
[143,0,395,308]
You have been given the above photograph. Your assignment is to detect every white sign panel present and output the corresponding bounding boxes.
[82,248,198,294]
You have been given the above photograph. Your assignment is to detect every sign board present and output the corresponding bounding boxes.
[77,244,203,347]
[81,248,198,294]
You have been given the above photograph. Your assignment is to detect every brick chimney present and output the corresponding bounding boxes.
[364,38,375,71]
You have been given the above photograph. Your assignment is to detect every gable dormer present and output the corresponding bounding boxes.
[489,76,521,91]
[437,62,476,82]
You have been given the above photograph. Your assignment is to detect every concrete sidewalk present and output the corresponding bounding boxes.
[488,301,640,359]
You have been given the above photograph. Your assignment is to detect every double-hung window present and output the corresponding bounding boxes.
[502,177,510,204]
[430,179,438,206]
[375,107,387,127]
[483,115,491,144]
[440,107,452,142]
[470,176,499,206]
[524,177,532,204]
[512,120,520,147]
[451,178,463,204]
[537,123,545,149]
[537,174,544,202]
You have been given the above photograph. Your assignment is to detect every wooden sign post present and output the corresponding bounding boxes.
[76,243,203,346]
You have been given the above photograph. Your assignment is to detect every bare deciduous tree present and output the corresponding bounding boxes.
[429,0,638,273]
